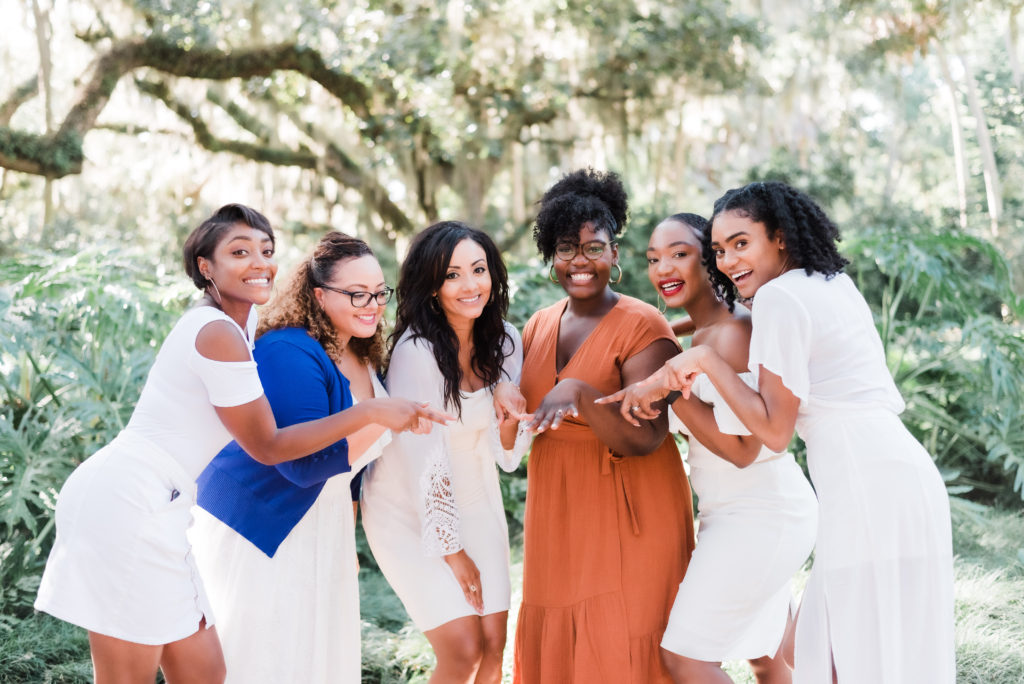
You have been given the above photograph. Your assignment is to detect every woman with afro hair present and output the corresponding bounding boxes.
[513,169,696,683]
[602,181,955,683]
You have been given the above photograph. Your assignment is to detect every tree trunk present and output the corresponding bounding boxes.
[959,49,1003,236]
[934,43,969,230]
[31,0,55,230]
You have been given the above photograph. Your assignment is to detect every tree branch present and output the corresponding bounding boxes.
[0,78,40,126]
[0,36,384,178]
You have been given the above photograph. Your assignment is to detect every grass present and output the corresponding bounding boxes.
[1,508,1022,683]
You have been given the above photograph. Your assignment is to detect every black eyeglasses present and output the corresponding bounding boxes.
[318,284,394,307]
[554,240,613,261]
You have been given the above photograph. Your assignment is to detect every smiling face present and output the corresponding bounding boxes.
[709,210,790,299]
[646,219,710,310]
[436,238,492,329]
[313,254,387,347]
[552,222,618,300]
[197,223,278,307]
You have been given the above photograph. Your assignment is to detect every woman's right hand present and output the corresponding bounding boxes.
[369,398,453,434]
[444,549,484,613]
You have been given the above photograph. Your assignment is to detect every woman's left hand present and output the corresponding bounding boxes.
[493,381,528,423]
[525,379,581,433]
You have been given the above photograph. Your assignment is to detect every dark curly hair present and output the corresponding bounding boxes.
[182,203,275,290]
[533,168,629,261]
[663,212,736,313]
[390,221,513,418]
[705,181,849,303]
[257,232,385,368]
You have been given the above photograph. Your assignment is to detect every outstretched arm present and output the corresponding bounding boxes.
[526,338,679,456]
[597,345,800,453]
[198,320,450,466]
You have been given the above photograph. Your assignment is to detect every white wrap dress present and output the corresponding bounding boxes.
[662,373,818,661]
[361,323,528,631]
[748,270,955,683]
[35,306,263,644]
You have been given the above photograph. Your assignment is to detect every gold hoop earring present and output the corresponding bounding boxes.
[548,265,558,283]
[657,294,667,314]
[611,263,623,285]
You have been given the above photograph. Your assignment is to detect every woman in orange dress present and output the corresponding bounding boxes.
[513,169,696,684]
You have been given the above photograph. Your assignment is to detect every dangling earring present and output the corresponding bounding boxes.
[205,276,223,306]
[548,265,558,283]
[657,293,667,314]
[610,263,623,285]
[430,294,442,313]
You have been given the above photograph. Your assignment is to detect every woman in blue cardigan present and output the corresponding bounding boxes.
[190,232,433,683]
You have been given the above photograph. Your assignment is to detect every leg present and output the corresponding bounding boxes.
[660,648,733,684]
[88,631,163,684]
[748,651,791,684]
[473,612,508,684]
[159,618,226,684]
[425,615,485,684]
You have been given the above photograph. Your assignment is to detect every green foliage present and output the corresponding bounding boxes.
[0,245,189,619]
[846,212,1024,506]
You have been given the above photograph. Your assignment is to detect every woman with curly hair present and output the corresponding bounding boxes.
[361,221,528,684]
[622,211,817,683]
[189,231,443,683]
[512,169,696,684]
[603,181,955,683]
[34,209,444,684]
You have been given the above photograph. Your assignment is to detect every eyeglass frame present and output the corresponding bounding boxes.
[316,283,394,307]
[553,239,615,262]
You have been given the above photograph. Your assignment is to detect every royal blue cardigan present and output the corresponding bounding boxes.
[196,327,353,557]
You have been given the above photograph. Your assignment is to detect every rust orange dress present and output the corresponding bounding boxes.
[513,295,696,684]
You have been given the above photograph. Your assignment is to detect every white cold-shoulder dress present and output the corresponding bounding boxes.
[361,324,528,631]
[189,371,391,684]
[35,306,263,645]
[749,270,955,683]
[661,373,818,661]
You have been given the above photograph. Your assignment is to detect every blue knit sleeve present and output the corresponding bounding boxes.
[257,333,352,488]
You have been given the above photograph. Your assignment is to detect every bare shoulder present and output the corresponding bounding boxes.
[194,319,251,362]
[702,314,752,373]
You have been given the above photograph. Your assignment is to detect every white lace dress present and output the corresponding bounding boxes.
[361,324,529,631]
[189,371,390,684]
[662,373,818,661]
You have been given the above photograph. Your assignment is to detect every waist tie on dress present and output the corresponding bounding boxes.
[603,450,641,537]
[538,420,642,536]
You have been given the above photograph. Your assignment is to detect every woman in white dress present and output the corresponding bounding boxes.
[635,212,817,683]
[361,221,528,684]
[34,206,446,684]
[190,232,409,683]
[603,182,955,683]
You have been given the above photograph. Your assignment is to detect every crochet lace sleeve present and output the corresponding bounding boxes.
[385,333,462,557]
[490,322,531,472]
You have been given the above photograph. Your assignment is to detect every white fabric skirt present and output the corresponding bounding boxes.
[361,422,511,632]
[794,408,955,684]
[189,473,362,684]
[35,432,212,645]
[661,453,817,661]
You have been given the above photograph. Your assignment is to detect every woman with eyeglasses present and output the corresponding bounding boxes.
[189,232,433,684]
[361,221,528,684]
[512,169,695,684]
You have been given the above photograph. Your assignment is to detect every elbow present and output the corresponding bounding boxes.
[246,444,287,466]
[764,434,792,454]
